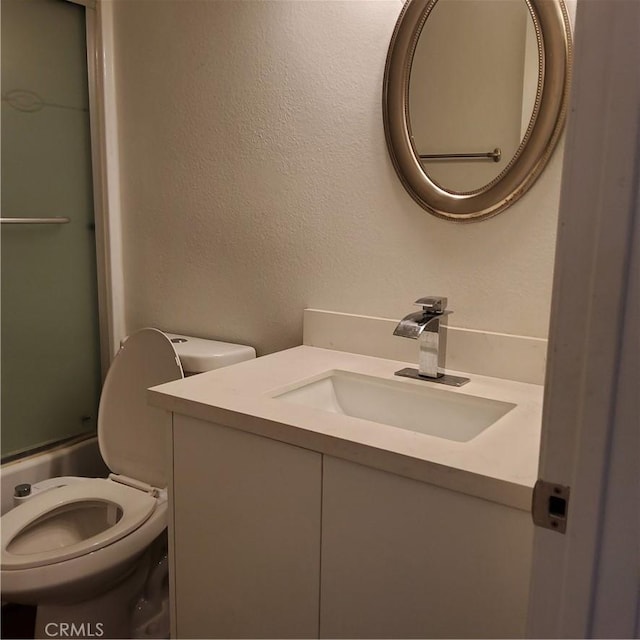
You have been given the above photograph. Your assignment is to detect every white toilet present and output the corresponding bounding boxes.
[0,328,255,639]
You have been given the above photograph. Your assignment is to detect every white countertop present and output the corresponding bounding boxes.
[149,346,543,511]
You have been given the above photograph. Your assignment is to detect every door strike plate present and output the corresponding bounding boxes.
[532,480,570,534]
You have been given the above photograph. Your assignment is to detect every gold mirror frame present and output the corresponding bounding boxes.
[383,0,572,222]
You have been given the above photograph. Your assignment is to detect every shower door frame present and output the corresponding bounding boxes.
[72,0,125,375]
[1,0,123,461]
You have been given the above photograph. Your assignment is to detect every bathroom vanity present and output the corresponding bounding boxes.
[149,346,542,639]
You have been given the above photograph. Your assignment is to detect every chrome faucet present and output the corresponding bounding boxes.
[393,297,469,386]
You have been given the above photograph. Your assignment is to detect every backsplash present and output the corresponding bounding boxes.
[303,309,547,385]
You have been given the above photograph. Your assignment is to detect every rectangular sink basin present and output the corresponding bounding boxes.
[273,370,515,442]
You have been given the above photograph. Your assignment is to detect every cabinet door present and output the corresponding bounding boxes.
[171,415,321,639]
[320,456,533,639]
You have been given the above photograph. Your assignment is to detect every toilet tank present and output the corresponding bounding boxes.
[164,332,256,375]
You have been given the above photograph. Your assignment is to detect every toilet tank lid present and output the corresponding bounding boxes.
[164,332,256,373]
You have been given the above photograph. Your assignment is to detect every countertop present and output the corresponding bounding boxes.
[149,346,543,510]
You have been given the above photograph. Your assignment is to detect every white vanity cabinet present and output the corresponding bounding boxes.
[320,456,533,639]
[170,415,322,639]
[169,415,533,639]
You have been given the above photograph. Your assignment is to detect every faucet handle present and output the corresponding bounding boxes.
[414,296,448,313]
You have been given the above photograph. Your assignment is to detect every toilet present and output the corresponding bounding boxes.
[0,328,255,639]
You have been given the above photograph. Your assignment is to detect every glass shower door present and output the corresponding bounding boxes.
[1,0,102,460]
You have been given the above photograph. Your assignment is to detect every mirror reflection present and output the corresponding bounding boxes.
[409,0,539,193]
[384,0,571,220]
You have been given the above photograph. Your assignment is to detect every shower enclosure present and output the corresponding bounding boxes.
[1,0,102,461]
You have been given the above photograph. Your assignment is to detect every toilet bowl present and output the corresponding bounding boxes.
[0,328,255,636]
[1,478,167,604]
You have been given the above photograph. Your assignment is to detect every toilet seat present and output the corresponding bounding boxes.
[1,329,183,606]
[98,328,183,489]
[1,478,157,571]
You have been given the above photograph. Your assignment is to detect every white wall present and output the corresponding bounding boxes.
[113,0,564,356]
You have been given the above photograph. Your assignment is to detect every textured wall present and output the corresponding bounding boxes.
[113,0,564,356]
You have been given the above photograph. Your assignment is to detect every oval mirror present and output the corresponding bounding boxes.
[383,0,572,222]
